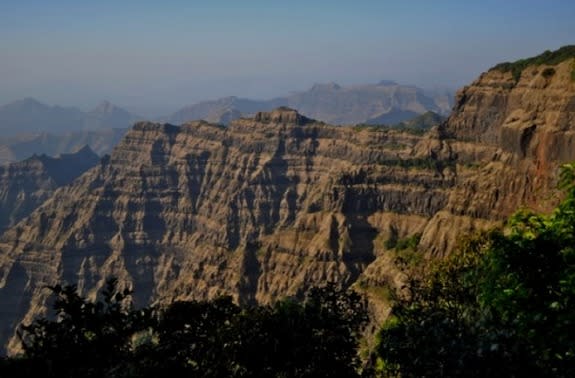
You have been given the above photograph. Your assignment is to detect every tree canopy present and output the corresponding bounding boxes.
[0,283,367,378]
[373,164,575,377]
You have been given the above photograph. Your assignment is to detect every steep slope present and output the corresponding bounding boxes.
[0,47,574,355]
[0,108,454,354]
[0,146,100,235]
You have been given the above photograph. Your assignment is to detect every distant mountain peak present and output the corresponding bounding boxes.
[91,101,127,115]
[377,80,398,86]
[72,144,98,156]
[5,98,46,109]
[310,82,341,91]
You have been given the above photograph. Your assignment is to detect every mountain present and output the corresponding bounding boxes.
[0,99,140,137]
[0,145,100,235]
[168,96,282,125]
[390,111,446,130]
[284,81,449,124]
[0,128,128,165]
[0,47,574,355]
[0,99,85,135]
[84,101,141,130]
[168,81,453,125]
[364,108,420,125]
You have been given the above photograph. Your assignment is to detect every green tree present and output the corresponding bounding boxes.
[374,164,575,377]
[1,282,367,377]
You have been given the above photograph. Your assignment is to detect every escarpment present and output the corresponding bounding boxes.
[0,48,574,355]
[0,146,100,234]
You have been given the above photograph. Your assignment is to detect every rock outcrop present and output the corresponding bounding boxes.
[0,146,100,234]
[0,48,574,355]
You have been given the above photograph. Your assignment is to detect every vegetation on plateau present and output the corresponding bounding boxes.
[492,45,575,81]
[3,165,575,377]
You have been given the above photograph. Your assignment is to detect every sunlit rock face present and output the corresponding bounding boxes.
[1,57,574,355]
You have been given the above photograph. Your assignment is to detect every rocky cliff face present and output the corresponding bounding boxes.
[0,146,100,235]
[0,52,574,355]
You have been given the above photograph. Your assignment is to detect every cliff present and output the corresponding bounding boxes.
[0,48,574,355]
[0,146,100,235]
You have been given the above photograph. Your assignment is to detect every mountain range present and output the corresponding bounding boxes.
[0,82,451,164]
[0,129,127,165]
[0,99,141,137]
[168,81,453,125]
[0,47,574,355]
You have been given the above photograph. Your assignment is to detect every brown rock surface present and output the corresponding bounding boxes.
[0,146,100,235]
[0,56,574,355]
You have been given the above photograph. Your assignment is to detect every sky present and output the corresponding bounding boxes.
[1,0,574,116]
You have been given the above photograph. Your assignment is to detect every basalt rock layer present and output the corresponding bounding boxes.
[0,146,100,235]
[0,52,574,355]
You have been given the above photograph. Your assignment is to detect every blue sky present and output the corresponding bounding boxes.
[1,1,573,115]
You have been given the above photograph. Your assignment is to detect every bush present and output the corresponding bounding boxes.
[492,45,575,82]
[373,163,575,377]
[2,282,368,378]
[542,67,556,78]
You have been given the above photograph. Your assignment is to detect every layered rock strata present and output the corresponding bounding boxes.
[0,146,100,235]
[0,55,574,354]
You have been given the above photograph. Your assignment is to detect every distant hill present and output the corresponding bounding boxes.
[168,81,454,125]
[365,111,446,131]
[364,108,420,125]
[396,111,446,130]
[0,99,141,137]
[84,101,141,130]
[0,98,85,135]
[168,96,282,125]
[0,128,127,165]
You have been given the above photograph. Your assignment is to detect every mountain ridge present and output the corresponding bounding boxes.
[167,81,453,125]
[0,47,574,356]
[0,99,141,137]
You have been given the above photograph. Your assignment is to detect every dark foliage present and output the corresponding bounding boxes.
[0,282,367,378]
[373,163,575,377]
[492,45,575,81]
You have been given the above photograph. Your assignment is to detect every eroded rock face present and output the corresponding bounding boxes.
[0,146,100,235]
[0,58,574,355]
[0,108,454,354]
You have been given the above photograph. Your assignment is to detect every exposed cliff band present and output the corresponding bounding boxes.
[0,48,574,355]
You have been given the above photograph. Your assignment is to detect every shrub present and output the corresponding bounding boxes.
[541,67,556,78]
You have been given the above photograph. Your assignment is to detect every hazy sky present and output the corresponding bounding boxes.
[1,0,574,116]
